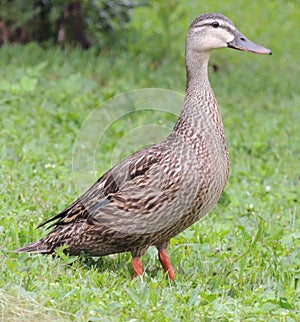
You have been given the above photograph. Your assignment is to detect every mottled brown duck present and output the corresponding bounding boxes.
[15,13,271,281]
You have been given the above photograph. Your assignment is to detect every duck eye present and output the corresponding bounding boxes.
[211,21,219,28]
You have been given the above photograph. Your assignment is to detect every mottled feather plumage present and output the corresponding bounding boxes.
[15,13,271,280]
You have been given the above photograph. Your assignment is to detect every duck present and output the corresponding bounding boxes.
[15,13,271,281]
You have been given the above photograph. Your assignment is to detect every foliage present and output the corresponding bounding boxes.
[84,0,148,42]
[0,0,148,46]
[1,0,299,320]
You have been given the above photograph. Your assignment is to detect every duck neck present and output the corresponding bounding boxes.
[185,51,211,92]
[173,50,223,134]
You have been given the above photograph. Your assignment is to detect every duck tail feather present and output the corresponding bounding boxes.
[13,240,51,254]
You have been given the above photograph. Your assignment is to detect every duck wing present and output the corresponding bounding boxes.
[37,142,190,232]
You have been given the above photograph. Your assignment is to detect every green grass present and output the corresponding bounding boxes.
[1,0,299,320]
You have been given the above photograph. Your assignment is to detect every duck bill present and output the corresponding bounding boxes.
[227,31,272,55]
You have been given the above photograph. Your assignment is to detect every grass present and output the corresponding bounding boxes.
[1,0,299,320]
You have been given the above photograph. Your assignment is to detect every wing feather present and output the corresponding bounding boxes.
[37,144,167,229]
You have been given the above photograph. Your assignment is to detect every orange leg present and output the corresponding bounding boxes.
[158,249,175,282]
[131,257,143,278]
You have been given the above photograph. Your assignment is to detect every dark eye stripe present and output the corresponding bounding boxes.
[193,22,233,34]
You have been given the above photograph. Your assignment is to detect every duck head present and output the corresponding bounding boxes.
[187,13,272,55]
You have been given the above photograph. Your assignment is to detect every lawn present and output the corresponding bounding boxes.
[1,0,299,321]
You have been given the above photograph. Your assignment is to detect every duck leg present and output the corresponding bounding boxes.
[157,241,175,281]
[131,257,143,278]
